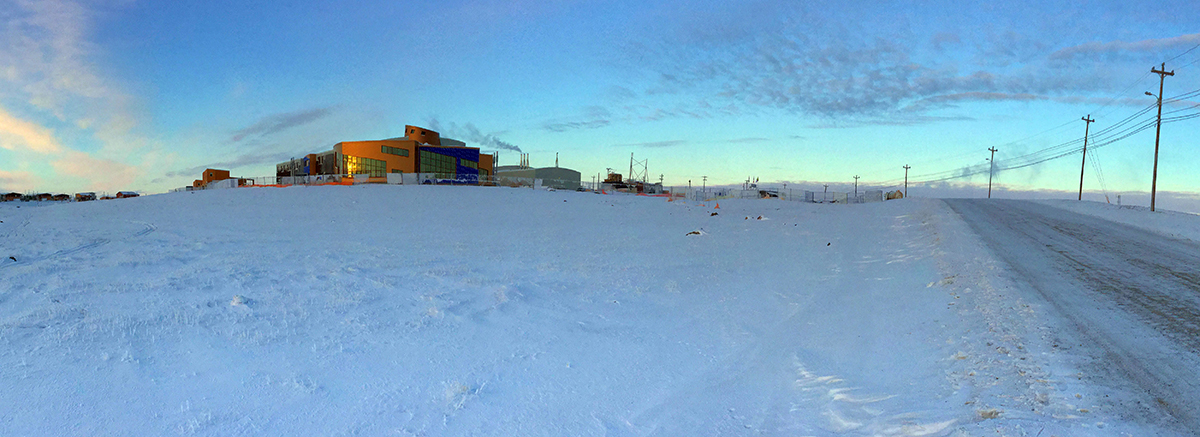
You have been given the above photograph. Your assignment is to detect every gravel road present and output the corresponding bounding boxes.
[946,199,1200,434]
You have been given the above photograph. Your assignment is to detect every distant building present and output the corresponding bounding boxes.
[495,166,582,190]
[75,192,97,202]
[51,194,70,201]
[597,173,661,194]
[190,168,252,189]
[275,125,494,184]
[116,191,139,198]
[36,193,52,201]
[2,193,19,202]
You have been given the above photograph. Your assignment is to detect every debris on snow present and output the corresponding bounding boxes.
[977,409,1002,420]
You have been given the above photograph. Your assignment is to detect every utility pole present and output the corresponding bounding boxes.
[853,175,860,197]
[702,175,707,193]
[987,147,998,199]
[1149,62,1174,212]
[1078,115,1094,200]
[902,165,911,198]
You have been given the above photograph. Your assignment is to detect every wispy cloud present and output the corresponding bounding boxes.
[1050,33,1200,61]
[427,118,522,152]
[542,119,610,132]
[230,107,335,142]
[0,169,39,192]
[161,151,296,180]
[726,137,769,144]
[0,105,137,191]
[541,106,612,132]
[611,140,686,148]
[612,5,1185,126]
[903,92,1152,113]
[0,107,63,154]
[0,0,156,192]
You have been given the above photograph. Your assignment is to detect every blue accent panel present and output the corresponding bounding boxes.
[422,146,479,162]
[422,146,481,183]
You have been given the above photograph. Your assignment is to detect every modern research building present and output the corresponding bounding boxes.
[276,125,495,183]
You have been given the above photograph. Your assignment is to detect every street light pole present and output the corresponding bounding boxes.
[902,165,910,198]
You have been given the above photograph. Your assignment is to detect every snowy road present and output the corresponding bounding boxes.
[946,199,1200,433]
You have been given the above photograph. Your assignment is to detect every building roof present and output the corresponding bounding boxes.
[441,137,466,147]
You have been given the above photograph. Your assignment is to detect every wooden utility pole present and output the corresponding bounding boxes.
[853,175,860,197]
[902,165,911,198]
[987,147,998,199]
[1150,62,1174,212]
[1078,115,1094,200]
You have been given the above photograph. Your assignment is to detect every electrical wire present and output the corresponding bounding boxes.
[1165,42,1200,64]
[867,45,1200,191]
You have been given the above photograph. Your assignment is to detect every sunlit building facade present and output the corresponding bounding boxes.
[276,125,494,182]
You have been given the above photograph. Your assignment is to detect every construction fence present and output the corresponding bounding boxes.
[671,188,884,204]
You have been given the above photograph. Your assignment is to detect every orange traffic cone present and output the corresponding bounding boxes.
[715,203,720,209]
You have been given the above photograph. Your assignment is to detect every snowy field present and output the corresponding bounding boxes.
[0,186,1190,436]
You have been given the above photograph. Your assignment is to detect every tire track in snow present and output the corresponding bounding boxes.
[0,220,157,270]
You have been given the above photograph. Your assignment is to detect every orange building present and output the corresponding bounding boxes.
[276,125,495,183]
[202,169,231,185]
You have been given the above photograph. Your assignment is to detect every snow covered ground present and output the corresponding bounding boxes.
[0,187,1192,436]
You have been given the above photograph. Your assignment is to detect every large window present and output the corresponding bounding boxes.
[344,155,386,177]
[382,145,409,157]
[461,159,477,170]
[419,150,456,175]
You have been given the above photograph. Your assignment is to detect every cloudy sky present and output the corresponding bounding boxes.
[2,0,1199,203]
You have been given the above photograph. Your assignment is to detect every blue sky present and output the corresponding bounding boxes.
[2,0,1199,204]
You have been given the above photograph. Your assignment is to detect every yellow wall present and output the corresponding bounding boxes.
[336,140,418,174]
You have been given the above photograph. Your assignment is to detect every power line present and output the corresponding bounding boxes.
[861,44,1200,193]
[1165,42,1200,64]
